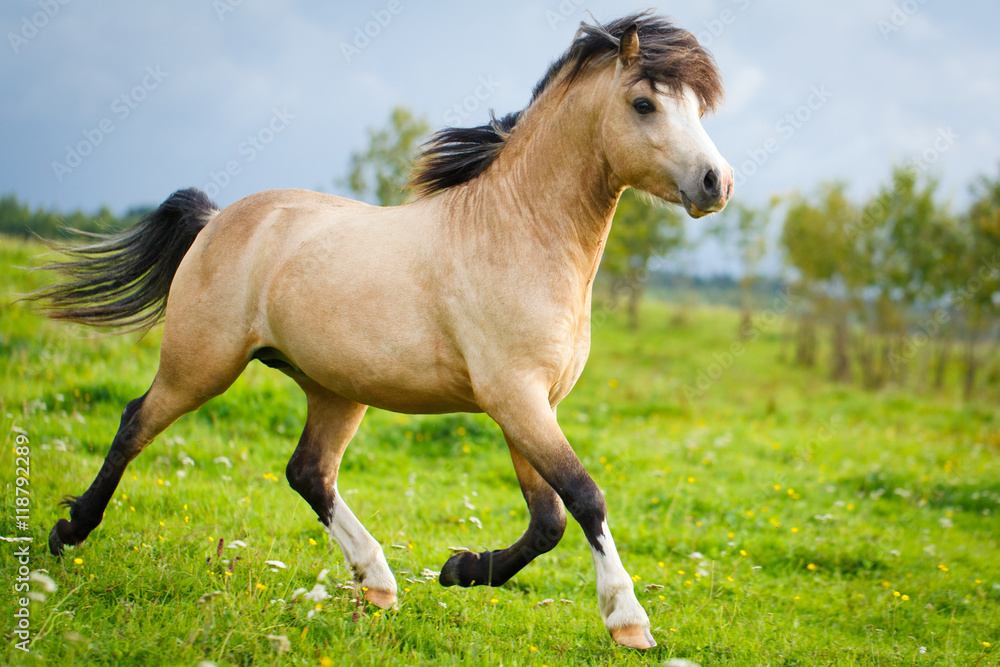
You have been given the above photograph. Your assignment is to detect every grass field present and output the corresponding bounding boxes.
[2,235,999,666]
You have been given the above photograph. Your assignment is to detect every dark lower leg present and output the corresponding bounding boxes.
[49,393,148,555]
[539,461,608,554]
[284,385,364,527]
[285,422,336,526]
[440,442,568,587]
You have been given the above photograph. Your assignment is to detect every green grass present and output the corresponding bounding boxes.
[1,235,998,666]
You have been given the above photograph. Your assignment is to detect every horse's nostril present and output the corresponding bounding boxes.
[703,169,719,196]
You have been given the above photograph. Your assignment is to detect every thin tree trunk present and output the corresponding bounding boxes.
[933,338,951,390]
[796,315,817,367]
[963,338,978,401]
[606,273,621,311]
[858,316,880,390]
[896,331,910,386]
[830,302,851,382]
[739,277,753,340]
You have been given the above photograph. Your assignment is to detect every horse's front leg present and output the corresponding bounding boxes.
[285,382,397,609]
[440,436,567,586]
[484,385,655,649]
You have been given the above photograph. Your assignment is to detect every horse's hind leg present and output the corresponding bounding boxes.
[49,322,248,556]
[285,381,397,609]
[440,437,566,586]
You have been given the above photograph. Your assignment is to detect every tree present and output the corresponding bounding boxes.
[855,168,940,385]
[959,166,1000,398]
[780,183,859,376]
[342,106,430,206]
[708,197,778,339]
[600,189,684,329]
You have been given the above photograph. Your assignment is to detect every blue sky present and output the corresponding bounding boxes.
[2,1,998,257]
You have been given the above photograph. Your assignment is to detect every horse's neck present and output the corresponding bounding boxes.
[463,76,623,284]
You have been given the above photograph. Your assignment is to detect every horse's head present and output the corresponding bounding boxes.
[599,23,733,218]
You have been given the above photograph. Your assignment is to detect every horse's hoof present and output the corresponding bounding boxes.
[439,550,475,587]
[610,625,657,649]
[48,521,68,557]
[363,587,397,610]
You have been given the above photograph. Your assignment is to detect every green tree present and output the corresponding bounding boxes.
[959,166,1000,398]
[853,167,975,391]
[600,188,684,329]
[781,183,859,376]
[856,168,948,385]
[343,106,430,206]
[709,198,778,339]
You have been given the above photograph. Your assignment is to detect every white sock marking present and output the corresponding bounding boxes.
[589,520,650,631]
[327,486,396,595]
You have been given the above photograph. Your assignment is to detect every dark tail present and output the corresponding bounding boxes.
[27,188,219,332]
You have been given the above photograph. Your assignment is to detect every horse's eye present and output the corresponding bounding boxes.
[632,98,655,115]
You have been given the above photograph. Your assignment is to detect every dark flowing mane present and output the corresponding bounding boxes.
[408,11,724,198]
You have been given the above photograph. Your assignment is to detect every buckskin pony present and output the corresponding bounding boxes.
[33,12,732,649]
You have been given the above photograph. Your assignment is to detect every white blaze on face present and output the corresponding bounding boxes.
[654,85,732,213]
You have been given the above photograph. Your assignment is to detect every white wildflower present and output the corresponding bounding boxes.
[29,571,57,593]
[304,584,329,602]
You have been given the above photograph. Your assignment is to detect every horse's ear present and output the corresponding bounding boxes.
[618,24,639,68]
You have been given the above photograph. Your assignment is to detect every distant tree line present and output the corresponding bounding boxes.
[0,193,149,239]
[778,166,1000,399]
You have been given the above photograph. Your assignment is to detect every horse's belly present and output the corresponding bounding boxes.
[307,347,479,414]
[270,310,479,414]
